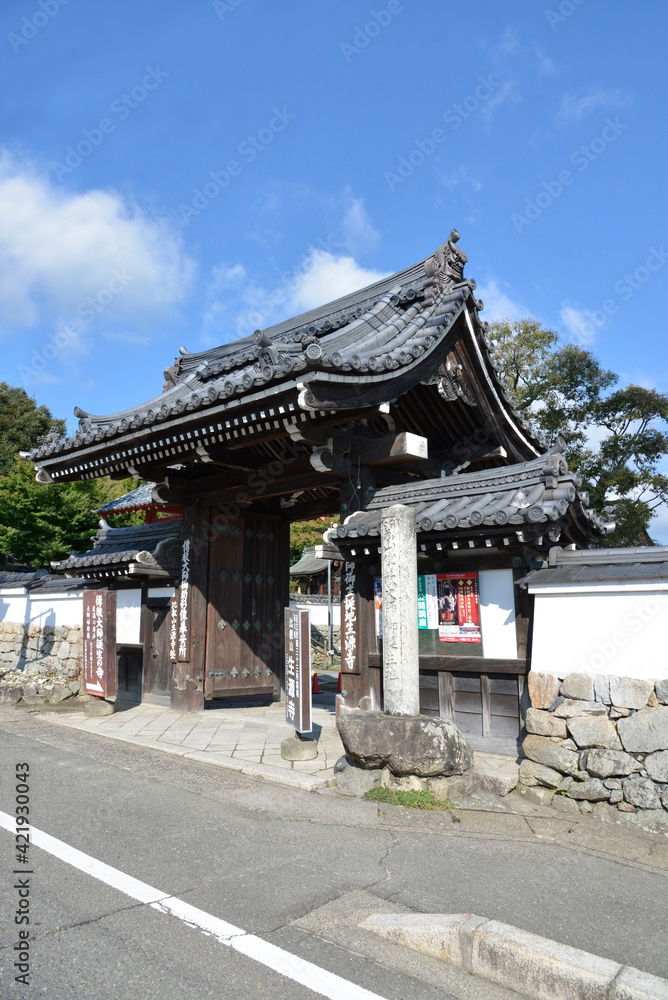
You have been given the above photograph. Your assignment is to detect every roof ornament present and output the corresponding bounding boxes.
[35,426,63,446]
[424,230,468,304]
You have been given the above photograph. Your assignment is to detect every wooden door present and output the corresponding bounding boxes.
[143,598,172,705]
[204,512,283,698]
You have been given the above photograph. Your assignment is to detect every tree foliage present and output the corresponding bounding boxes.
[490,319,668,545]
[289,516,338,566]
[0,386,143,568]
[0,383,66,475]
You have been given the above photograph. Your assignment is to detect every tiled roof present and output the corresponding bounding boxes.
[520,545,668,586]
[27,231,545,481]
[95,482,157,513]
[290,547,330,576]
[327,449,612,548]
[51,519,182,577]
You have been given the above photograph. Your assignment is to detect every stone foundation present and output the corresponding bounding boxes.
[519,672,668,816]
[0,620,83,705]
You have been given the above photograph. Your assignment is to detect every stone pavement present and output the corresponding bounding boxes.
[41,693,347,791]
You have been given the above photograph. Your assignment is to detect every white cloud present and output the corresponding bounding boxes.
[0,151,194,334]
[439,167,482,193]
[560,304,600,345]
[340,192,380,256]
[475,278,529,323]
[556,86,632,126]
[202,249,389,343]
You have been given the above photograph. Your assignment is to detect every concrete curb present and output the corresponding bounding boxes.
[360,912,668,1000]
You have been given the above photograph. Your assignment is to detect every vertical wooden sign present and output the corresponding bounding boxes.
[341,560,359,674]
[177,538,191,662]
[284,607,311,734]
[83,590,117,698]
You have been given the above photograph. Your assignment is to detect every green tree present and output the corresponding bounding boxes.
[0,383,66,475]
[490,319,668,546]
[0,458,118,568]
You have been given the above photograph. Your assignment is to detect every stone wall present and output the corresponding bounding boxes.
[0,620,82,705]
[519,671,668,818]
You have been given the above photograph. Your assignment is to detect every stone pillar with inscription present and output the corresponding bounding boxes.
[380,504,419,716]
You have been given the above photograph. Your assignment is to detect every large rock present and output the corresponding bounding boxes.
[654,679,668,705]
[617,707,668,753]
[335,763,382,797]
[337,712,473,777]
[521,735,580,776]
[644,750,668,783]
[553,699,607,718]
[567,716,621,750]
[527,672,560,709]
[609,677,653,710]
[567,779,610,801]
[525,708,567,738]
[583,748,642,778]
[0,685,22,705]
[518,760,563,789]
[560,673,595,701]
[593,675,613,704]
[622,775,662,810]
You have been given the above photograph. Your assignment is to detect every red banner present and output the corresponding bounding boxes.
[437,572,481,643]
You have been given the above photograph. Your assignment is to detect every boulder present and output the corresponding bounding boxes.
[518,760,562,789]
[57,642,71,660]
[617,707,668,753]
[527,672,560,709]
[608,677,653,710]
[553,699,607,718]
[516,784,555,807]
[567,779,610,801]
[622,775,662,811]
[551,795,581,816]
[48,684,73,704]
[525,708,567,738]
[593,675,613,704]
[560,674,595,701]
[661,787,668,810]
[583,749,642,778]
[337,712,473,777]
[567,716,622,750]
[644,750,668,783]
[84,699,114,717]
[521,734,580,776]
[655,679,668,705]
[0,685,22,705]
[428,773,473,800]
[335,764,382,797]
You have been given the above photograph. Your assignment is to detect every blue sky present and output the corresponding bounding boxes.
[1,1,667,525]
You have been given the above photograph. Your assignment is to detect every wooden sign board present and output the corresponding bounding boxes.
[83,590,117,698]
[284,607,311,734]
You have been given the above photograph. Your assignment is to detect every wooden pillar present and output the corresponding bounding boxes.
[171,501,207,711]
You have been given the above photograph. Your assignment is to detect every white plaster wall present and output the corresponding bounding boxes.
[27,593,83,628]
[116,589,142,645]
[291,601,341,630]
[478,569,517,658]
[148,587,175,599]
[0,591,28,624]
[530,585,668,681]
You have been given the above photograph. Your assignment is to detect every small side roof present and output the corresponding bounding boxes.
[290,547,330,576]
[520,544,668,586]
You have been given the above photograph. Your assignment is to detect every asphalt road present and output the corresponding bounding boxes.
[0,711,667,999]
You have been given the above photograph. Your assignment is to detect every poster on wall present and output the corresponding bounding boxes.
[437,572,481,643]
[374,578,383,638]
[417,574,438,630]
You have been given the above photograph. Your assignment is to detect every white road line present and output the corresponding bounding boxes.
[0,810,387,1000]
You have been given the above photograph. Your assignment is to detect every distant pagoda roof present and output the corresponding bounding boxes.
[27,231,546,495]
